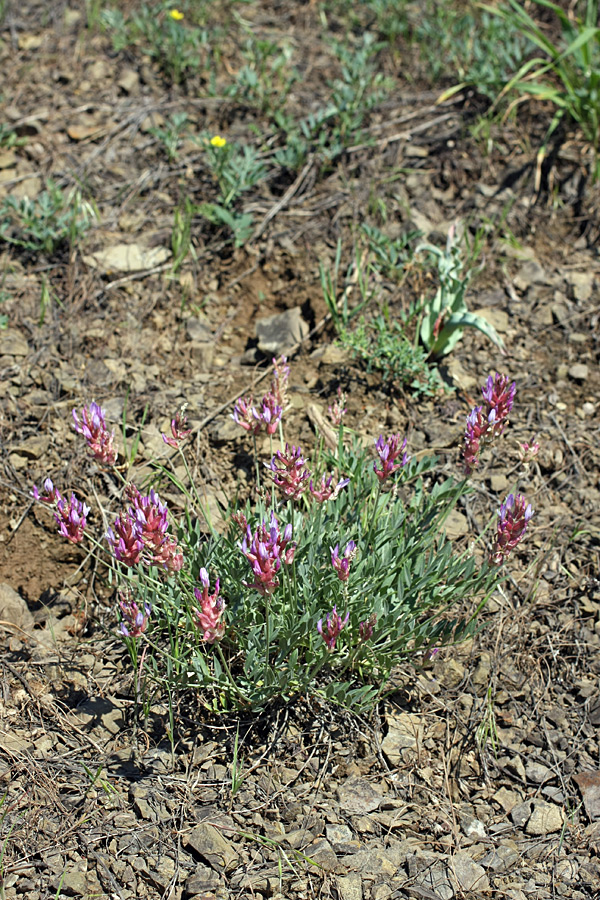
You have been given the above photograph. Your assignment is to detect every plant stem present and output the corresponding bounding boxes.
[364,480,383,550]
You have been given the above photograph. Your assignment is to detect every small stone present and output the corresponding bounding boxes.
[510,800,532,827]
[526,761,552,784]
[337,777,383,815]
[525,801,564,835]
[439,657,465,690]
[0,583,35,632]
[566,271,594,302]
[54,868,87,896]
[256,306,309,355]
[381,712,423,765]
[574,770,600,821]
[326,824,357,853]
[493,787,522,814]
[308,839,339,872]
[514,259,547,291]
[335,873,363,900]
[118,69,140,93]
[0,329,29,356]
[480,842,519,873]
[444,510,469,540]
[185,822,239,872]
[449,852,490,892]
[490,473,509,493]
[184,864,222,895]
[568,363,588,383]
[461,816,486,840]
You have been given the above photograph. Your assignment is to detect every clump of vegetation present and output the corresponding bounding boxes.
[0,181,96,256]
[33,363,534,716]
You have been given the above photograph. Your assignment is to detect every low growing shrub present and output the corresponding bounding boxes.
[33,365,535,715]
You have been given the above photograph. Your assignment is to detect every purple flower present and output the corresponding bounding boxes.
[162,408,192,448]
[193,567,225,643]
[232,391,283,436]
[373,434,410,482]
[32,477,61,505]
[481,373,516,432]
[119,592,151,638]
[463,373,516,473]
[54,493,90,544]
[317,605,349,651]
[267,444,311,500]
[310,473,350,503]
[519,440,540,464]
[232,394,262,435]
[358,613,377,643]
[331,541,357,582]
[33,480,89,543]
[72,402,117,466]
[257,393,283,435]
[107,513,144,566]
[110,484,184,572]
[489,493,533,566]
[241,513,295,595]
[463,406,495,474]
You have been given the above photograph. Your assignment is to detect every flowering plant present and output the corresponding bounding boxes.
[32,363,534,714]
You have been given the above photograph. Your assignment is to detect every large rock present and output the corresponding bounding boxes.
[256,307,309,355]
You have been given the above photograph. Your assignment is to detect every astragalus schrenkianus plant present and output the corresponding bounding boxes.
[32,360,534,714]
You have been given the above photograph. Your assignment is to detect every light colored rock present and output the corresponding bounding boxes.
[514,259,547,291]
[0,329,29,356]
[568,363,588,382]
[444,510,469,540]
[336,873,363,900]
[525,800,564,835]
[525,761,552,784]
[565,270,594,302]
[449,851,490,892]
[337,777,383,815]
[185,822,239,871]
[382,712,423,765]
[84,243,170,273]
[0,583,35,632]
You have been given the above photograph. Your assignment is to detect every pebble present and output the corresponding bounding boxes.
[568,363,589,382]
[525,801,564,835]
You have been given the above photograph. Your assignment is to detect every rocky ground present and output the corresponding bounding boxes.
[1,2,600,899]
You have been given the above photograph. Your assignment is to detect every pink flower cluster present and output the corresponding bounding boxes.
[118,592,151,638]
[373,434,410,482]
[267,445,311,500]
[232,356,290,436]
[33,478,90,544]
[317,606,349,651]
[464,373,516,474]
[331,541,357,582]
[490,493,533,566]
[241,512,296,596]
[193,567,225,643]
[73,402,117,466]
[266,443,350,504]
[162,408,191,448]
[107,485,184,573]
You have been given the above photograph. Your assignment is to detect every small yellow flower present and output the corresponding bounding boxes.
[210,135,227,148]
[169,9,184,20]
